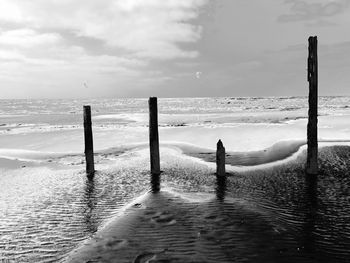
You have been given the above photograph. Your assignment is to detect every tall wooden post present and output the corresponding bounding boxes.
[216,140,226,176]
[216,139,227,200]
[84,105,95,177]
[306,36,318,175]
[149,97,160,176]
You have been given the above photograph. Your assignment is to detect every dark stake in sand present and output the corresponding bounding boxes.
[306,36,318,175]
[149,97,161,192]
[149,97,160,176]
[216,139,226,177]
[83,105,95,177]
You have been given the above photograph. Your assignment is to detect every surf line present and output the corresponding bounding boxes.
[177,139,350,169]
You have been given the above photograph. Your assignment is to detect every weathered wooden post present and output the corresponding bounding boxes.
[149,97,160,192]
[306,36,318,175]
[216,139,226,176]
[83,105,95,177]
[216,139,226,200]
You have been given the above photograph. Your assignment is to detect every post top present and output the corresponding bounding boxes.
[308,36,318,41]
[217,139,223,147]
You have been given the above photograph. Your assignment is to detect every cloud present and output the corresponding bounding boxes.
[0,0,209,98]
[0,0,207,60]
[0,1,22,22]
[0,29,61,47]
[278,0,349,24]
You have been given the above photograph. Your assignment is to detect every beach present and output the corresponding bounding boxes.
[0,97,350,262]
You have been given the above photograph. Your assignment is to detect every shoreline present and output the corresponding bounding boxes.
[1,139,350,172]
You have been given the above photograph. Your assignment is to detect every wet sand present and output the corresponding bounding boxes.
[1,146,349,262]
[65,146,350,263]
[66,190,294,263]
[181,140,350,167]
[180,140,307,166]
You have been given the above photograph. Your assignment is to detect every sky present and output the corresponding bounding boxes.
[0,0,350,99]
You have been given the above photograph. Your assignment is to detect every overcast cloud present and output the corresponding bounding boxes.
[0,0,349,98]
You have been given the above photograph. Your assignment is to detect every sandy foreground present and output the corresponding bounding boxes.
[65,190,292,263]
[0,144,349,262]
[65,145,350,263]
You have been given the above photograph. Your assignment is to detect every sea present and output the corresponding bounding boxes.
[0,97,349,262]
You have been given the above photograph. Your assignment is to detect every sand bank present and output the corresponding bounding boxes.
[66,190,293,263]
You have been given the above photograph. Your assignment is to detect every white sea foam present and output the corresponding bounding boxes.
[0,148,73,161]
[93,113,148,123]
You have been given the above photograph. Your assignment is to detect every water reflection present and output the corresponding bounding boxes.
[216,175,227,201]
[301,174,318,255]
[151,173,160,193]
[82,177,98,235]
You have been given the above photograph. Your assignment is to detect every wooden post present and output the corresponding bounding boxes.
[149,97,160,176]
[83,105,95,177]
[216,139,226,176]
[306,36,318,175]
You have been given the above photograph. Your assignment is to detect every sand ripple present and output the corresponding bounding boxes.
[0,162,150,262]
[1,146,350,262]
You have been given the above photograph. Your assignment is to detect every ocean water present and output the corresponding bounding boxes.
[0,97,349,262]
[1,96,350,153]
